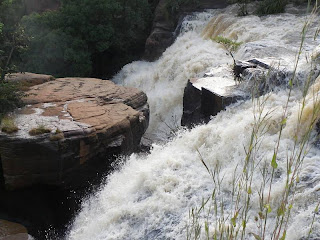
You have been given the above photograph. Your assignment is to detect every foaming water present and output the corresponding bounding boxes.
[68,5,320,240]
[113,5,319,140]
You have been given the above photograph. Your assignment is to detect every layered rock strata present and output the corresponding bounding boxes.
[0,77,149,190]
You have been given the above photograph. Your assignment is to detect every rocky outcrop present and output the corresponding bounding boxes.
[181,76,243,128]
[0,77,149,190]
[6,72,55,90]
[181,59,290,127]
[144,0,229,60]
[24,0,60,14]
[0,220,28,240]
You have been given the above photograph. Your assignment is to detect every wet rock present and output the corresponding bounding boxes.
[182,58,289,127]
[144,0,229,60]
[0,78,149,190]
[182,75,244,128]
[0,219,28,240]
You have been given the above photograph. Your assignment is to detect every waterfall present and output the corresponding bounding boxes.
[67,4,320,240]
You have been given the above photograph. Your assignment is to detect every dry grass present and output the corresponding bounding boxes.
[1,116,19,134]
[29,125,51,136]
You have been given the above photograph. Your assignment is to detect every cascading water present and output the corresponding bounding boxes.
[67,4,320,240]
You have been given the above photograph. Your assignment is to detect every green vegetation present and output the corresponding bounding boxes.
[0,116,19,133]
[212,36,242,82]
[256,0,288,15]
[0,0,28,120]
[20,0,153,78]
[188,2,320,239]
[0,81,25,121]
[29,125,51,136]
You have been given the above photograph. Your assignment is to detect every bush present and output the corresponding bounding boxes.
[256,0,288,15]
[0,81,25,121]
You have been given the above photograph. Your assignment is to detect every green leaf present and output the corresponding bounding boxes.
[265,204,272,213]
[289,79,293,87]
[280,230,286,240]
[271,153,278,169]
[281,118,287,126]
[250,233,262,240]
[247,186,252,194]
[277,203,286,216]
[231,211,239,227]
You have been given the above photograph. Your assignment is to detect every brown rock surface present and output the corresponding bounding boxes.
[5,72,55,90]
[0,220,28,240]
[0,78,149,190]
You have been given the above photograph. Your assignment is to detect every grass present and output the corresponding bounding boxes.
[187,1,320,239]
[29,125,51,136]
[0,116,19,134]
[49,129,64,141]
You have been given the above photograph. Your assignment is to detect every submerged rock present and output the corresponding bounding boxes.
[0,77,149,190]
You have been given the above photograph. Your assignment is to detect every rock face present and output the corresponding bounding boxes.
[24,0,60,14]
[181,59,287,127]
[144,0,229,60]
[0,220,28,240]
[0,77,149,190]
[181,76,243,128]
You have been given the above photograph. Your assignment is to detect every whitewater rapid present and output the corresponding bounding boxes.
[67,4,320,240]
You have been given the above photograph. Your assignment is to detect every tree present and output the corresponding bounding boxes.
[20,0,152,78]
[0,0,28,82]
[0,0,28,120]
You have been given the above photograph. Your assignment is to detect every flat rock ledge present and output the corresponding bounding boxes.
[0,219,28,240]
[181,58,296,127]
[0,77,149,190]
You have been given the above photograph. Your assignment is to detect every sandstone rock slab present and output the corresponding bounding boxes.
[0,78,149,190]
[0,220,28,240]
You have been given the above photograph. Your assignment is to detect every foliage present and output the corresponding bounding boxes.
[20,0,153,77]
[213,36,242,82]
[188,3,320,239]
[256,0,288,15]
[213,36,242,64]
[1,115,18,133]
[0,81,25,120]
[0,0,29,81]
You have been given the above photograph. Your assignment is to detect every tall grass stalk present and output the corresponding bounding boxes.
[187,1,320,239]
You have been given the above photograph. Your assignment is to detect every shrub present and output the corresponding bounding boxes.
[256,0,288,15]
[0,81,25,121]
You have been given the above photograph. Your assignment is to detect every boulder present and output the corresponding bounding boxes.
[181,75,244,128]
[0,78,149,190]
[5,72,55,90]
[144,0,229,60]
[182,59,295,127]
[0,220,28,240]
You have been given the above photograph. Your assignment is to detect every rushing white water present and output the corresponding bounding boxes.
[67,4,320,240]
